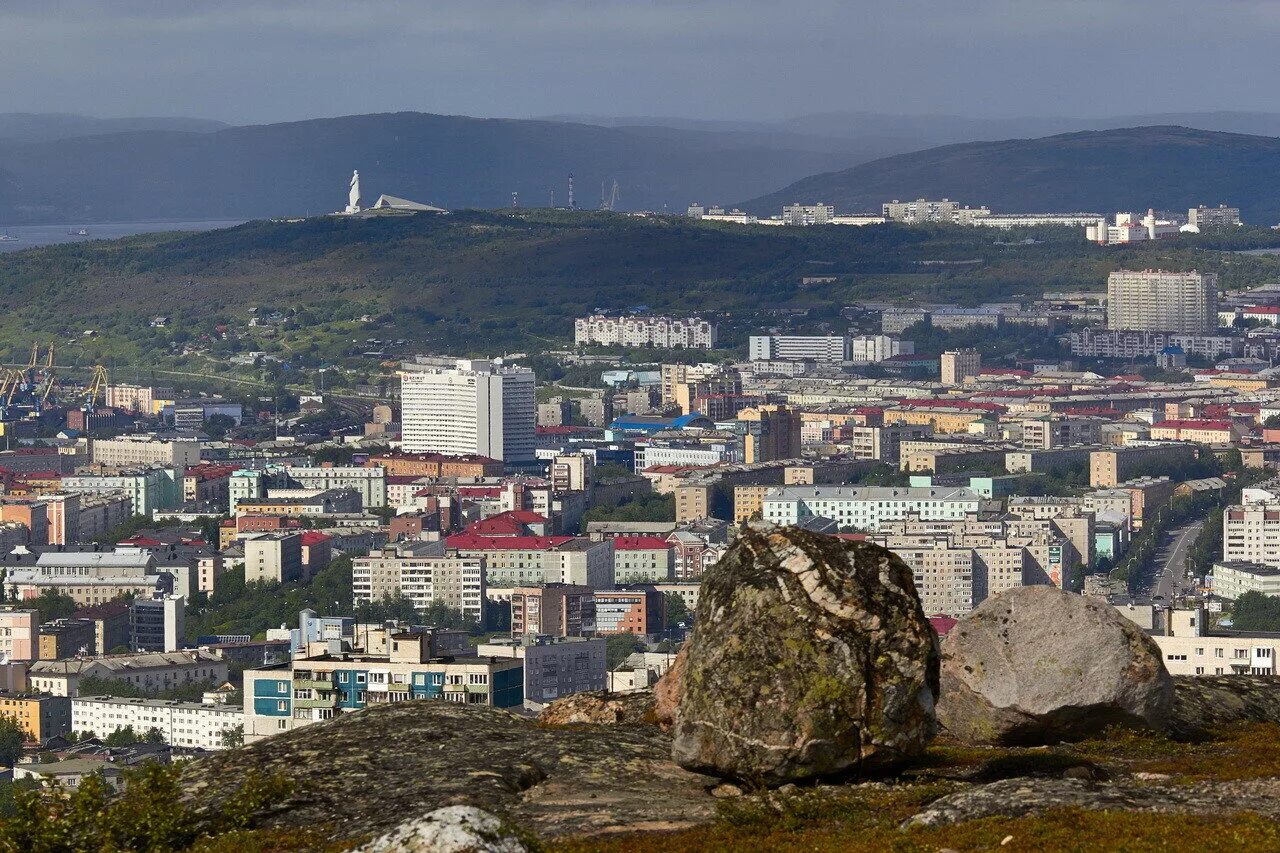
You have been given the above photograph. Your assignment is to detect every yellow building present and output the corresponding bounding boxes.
[886,407,993,434]
[0,691,71,741]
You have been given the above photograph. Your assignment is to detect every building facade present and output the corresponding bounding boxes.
[1106,270,1218,334]
[399,359,536,463]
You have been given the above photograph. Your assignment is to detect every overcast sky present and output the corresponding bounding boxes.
[3,0,1280,125]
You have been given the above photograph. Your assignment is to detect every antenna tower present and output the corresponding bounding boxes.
[567,173,575,210]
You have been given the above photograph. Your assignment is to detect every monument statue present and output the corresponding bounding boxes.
[345,170,362,214]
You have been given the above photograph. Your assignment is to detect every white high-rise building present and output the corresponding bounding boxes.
[748,335,848,362]
[399,359,536,463]
[1106,270,1218,334]
[849,334,913,364]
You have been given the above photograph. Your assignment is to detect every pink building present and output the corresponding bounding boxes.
[0,609,38,662]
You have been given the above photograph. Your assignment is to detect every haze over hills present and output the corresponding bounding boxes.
[0,112,887,224]
[743,126,1280,223]
[0,112,227,144]
[551,110,1280,148]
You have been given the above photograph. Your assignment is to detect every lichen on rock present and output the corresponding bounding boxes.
[671,526,940,785]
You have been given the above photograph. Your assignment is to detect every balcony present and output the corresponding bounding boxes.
[293,696,338,709]
[294,678,335,690]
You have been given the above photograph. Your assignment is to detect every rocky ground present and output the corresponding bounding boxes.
[171,692,1280,852]
[168,533,1280,851]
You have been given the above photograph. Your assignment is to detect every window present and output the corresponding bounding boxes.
[1215,649,1224,658]
[276,700,287,712]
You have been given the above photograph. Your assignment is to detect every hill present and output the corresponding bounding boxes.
[0,111,894,224]
[3,209,1280,374]
[0,112,226,143]
[743,126,1280,223]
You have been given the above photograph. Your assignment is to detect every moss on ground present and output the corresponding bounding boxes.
[548,785,1280,853]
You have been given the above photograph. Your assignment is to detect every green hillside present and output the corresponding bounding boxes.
[1,210,1278,378]
[745,126,1280,224]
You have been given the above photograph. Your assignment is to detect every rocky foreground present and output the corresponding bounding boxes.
[173,528,1280,851]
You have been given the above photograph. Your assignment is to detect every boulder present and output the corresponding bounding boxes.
[536,689,656,726]
[355,806,528,853]
[937,586,1172,745]
[671,527,940,785]
[653,647,685,730]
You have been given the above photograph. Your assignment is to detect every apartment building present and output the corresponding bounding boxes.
[399,358,536,463]
[739,405,803,465]
[104,384,174,415]
[747,335,848,363]
[762,485,984,531]
[0,609,37,662]
[444,534,613,588]
[1211,561,1280,600]
[1020,417,1104,450]
[5,552,165,607]
[659,362,724,405]
[881,198,989,224]
[242,639,523,742]
[780,203,834,225]
[28,650,227,697]
[352,546,486,623]
[69,601,131,658]
[0,692,71,741]
[940,349,982,386]
[1152,606,1277,676]
[1148,419,1241,444]
[38,619,96,660]
[1106,269,1218,334]
[612,536,674,584]
[72,696,242,750]
[1223,504,1280,568]
[367,452,504,480]
[1187,205,1241,229]
[574,315,717,349]
[476,636,607,708]
[844,423,933,463]
[594,587,666,636]
[61,467,181,516]
[130,595,185,653]
[510,584,596,636]
[284,466,387,509]
[243,533,303,584]
[90,436,200,468]
[1089,444,1198,487]
[849,334,913,364]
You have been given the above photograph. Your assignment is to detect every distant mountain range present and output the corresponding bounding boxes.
[0,112,226,144]
[742,126,1280,224]
[0,112,897,224]
[8,110,1280,225]
[550,109,1280,148]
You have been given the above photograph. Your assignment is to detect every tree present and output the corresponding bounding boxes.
[605,633,646,669]
[203,414,236,439]
[1232,592,1280,632]
[103,726,140,747]
[220,726,244,749]
[0,716,25,767]
[143,727,165,744]
[664,592,689,629]
[32,589,77,623]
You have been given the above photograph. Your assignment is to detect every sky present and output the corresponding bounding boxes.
[3,0,1280,125]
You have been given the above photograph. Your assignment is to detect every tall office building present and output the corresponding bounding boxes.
[940,349,982,386]
[400,359,536,463]
[1106,270,1218,334]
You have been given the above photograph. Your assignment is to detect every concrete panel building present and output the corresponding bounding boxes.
[399,359,536,464]
[1106,270,1218,334]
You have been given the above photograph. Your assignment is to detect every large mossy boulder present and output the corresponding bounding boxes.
[937,586,1172,745]
[671,527,940,784]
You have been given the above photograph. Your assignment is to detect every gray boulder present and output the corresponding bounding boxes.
[355,806,527,853]
[671,527,939,785]
[937,586,1172,745]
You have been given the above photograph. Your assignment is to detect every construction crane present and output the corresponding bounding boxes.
[84,364,108,413]
[601,179,619,211]
[36,342,56,407]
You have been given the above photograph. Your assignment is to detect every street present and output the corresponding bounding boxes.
[1143,518,1205,602]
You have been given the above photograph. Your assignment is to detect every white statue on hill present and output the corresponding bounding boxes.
[345,170,362,214]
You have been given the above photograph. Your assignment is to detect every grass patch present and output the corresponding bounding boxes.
[548,789,1280,853]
